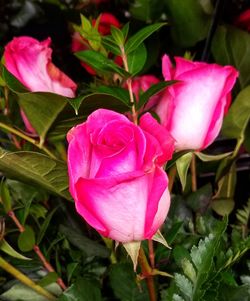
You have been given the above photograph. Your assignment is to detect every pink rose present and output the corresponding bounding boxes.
[67,109,174,242]
[155,55,238,151]
[234,9,250,32]
[72,12,121,75]
[4,36,77,133]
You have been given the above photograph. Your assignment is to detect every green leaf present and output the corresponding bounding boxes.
[111,26,125,46]
[123,241,141,270]
[186,184,212,213]
[59,225,110,258]
[176,152,193,191]
[212,163,236,216]
[127,42,147,75]
[181,258,197,284]
[0,180,12,212]
[130,0,165,22]
[137,80,177,109]
[175,273,193,300]
[222,85,250,139]
[2,66,67,142]
[101,36,121,55]
[75,50,128,76]
[125,23,166,54]
[0,148,71,200]
[18,225,36,252]
[0,283,61,301]
[195,151,232,162]
[38,272,59,288]
[0,239,31,260]
[58,277,102,301]
[122,22,130,40]
[165,0,211,47]
[109,263,149,301]
[212,25,250,89]
[95,86,130,106]
[37,206,59,245]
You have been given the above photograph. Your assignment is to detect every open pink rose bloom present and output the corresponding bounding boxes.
[4,36,77,133]
[155,55,238,151]
[67,109,174,242]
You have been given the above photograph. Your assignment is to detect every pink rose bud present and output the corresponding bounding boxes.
[155,55,238,151]
[67,109,174,242]
[234,9,250,32]
[4,36,77,133]
[72,12,121,75]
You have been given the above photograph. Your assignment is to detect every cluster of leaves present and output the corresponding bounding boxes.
[0,0,249,301]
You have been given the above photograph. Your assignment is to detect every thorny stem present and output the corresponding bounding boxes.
[0,122,57,159]
[191,153,197,192]
[120,46,138,125]
[0,256,56,300]
[7,211,25,232]
[33,245,67,290]
[138,247,157,301]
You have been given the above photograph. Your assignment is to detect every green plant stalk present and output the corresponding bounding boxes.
[191,153,197,192]
[138,247,157,301]
[120,46,138,124]
[0,256,56,300]
[0,122,57,159]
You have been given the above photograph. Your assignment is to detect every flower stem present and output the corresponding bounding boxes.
[33,245,67,290]
[0,122,57,159]
[7,211,25,232]
[0,256,56,300]
[148,240,155,268]
[120,46,138,125]
[191,153,197,192]
[138,247,157,301]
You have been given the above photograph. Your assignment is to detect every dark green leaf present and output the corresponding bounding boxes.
[75,50,128,76]
[125,23,166,54]
[165,0,211,47]
[101,36,121,55]
[38,272,59,287]
[212,25,250,89]
[58,277,102,301]
[0,148,71,200]
[0,239,31,260]
[18,225,35,252]
[109,263,150,301]
[186,184,212,213]
[59,225,110,258]
[0,180,12,212]
[130,0,164,22]
[222,85,250,139]
[37,207,59,245]
[127,43,147,75]
[137,80,177,109]
[95,86,130,106]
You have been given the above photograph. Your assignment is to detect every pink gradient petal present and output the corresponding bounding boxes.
[75,172,150,242]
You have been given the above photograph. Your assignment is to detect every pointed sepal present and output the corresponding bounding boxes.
[152,230,171,249]
[123,241,141,270]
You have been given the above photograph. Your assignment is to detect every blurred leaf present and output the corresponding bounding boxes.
[0,283,61,301]
[59,225,110,258]
[236,199,250,226]
[186,184,212,213]
[125,23,166,54]
[38,272,59,288]
[0,148,71,200]
[36,206,58,245]
[127,43,147,75]
[130,0,164,22]
[212,163,236,216]
[111,26,125,46]
[0,180,12,212]
[95,86,130,106]
[0,239,31,260]
[18,225,35,252]
[58,277,102,301]
[166,221,183,244]
[109,263,150,301]
[212,25,250,89]
[222,85,250,139]
[165,0,211,47]
[75,50,128,77]
[176,152,193,191]
[174,273,193,299]
[195,151,232,162]
[123,241,141,270]
[137,80,177,109]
